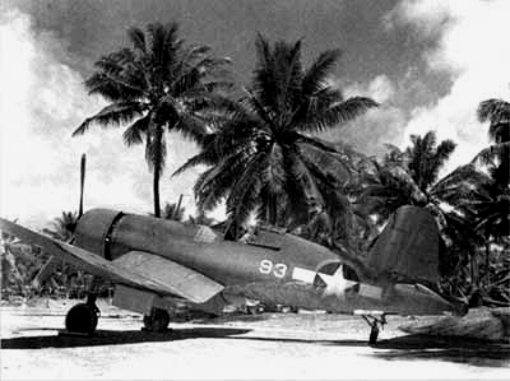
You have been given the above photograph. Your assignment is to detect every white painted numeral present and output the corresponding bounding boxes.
[259,260,287,278]
[259,259,273,274]
[274,263,288,278]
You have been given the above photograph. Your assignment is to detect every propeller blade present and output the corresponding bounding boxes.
[79,154,86,218]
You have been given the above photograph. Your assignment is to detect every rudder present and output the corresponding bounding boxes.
[367,206,440,284]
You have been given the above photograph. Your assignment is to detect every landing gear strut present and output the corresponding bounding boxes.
[64,294,100,336]
[362,313,386,345]
[143,307,171,332]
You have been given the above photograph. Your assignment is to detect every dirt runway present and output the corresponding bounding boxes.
[1,299,509,380]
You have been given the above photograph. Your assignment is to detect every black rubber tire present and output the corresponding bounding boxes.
[143,308,170,332]
[65,303,99,335]
[246,306,260,315]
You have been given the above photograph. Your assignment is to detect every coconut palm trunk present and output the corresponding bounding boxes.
[150,123,164,218]
[153,165,161,218]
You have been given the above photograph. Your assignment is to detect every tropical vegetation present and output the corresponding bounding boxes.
[1,23,508,308]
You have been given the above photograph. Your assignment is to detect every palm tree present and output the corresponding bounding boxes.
[405,132,456,192]
[176,35,377,238]
[73,22,233,217]
[477,98,510,188]
[42,211,79,242]
[161,201,186,221]
[477,98,510,144]
[354,156,425,224]
[474,97,510,283]
[358,131,489,278]
[358,132,477,213]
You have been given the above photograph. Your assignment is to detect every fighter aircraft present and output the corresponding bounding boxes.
[0,156,466,344]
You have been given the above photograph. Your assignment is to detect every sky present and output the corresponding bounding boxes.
[1,0,510,228]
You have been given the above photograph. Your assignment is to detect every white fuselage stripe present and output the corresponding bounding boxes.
[291,267,316,283]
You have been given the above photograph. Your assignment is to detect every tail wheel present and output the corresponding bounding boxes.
[369,325,380,345]
[361,313,386,345]
[65,303,99,335]
[143,308,170,332]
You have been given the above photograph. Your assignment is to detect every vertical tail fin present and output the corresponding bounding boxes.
[367,206,440,283]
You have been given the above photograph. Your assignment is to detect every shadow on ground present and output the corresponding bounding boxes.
[3,326,509,369]
[1,327,250,349]
[371,334,510,368]
[2,326,370,349]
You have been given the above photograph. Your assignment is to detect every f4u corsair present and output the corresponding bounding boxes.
[0,159,466,344]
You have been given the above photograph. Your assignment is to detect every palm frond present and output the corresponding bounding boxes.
[85,54,148,101]
[253,35,303,119]
[430,164,493,204]
[283,147,323,213]
[195,144,255,211]
[73,101,146,136]
[172,150,216,177]
[477,98,510,123]
[147,22,182,76]
[123,114,150,146]
[226,152,267,226]
[128,26,147,53]
[302,49,342,96]
[171,57,231,96]
[241,87,276,134]
[299,96,378,133]
[477,98,510,143]
[472,142,510,166]
[171,113,209,143]
[263,143,285,195]
[193,168,224,212]
[298,140,353,186]
[406,130,456,191]
[294,133,340,154]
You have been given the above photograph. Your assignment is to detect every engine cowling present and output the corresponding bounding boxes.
[73,208,123,259]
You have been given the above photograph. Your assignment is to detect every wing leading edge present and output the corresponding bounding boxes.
[0,218,223,303]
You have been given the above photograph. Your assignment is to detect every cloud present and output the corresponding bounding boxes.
[383,0,453,40]
[322,74,408,156]
[345,75,396,104]
[0,8,203,228]
[387,0,510,172]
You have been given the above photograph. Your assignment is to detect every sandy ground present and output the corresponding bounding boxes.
[1,299,509,380]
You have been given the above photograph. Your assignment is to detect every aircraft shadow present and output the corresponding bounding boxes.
[370,334,510,368]
[223,334,369,347]
[4,327,509,369]
[2,326,370,349]
[1,327,251,350]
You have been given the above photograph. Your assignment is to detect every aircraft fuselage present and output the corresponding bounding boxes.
[74,208,459,317]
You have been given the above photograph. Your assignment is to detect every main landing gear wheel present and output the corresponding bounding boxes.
[65,302,100,335]
[143,308,170,332]
[362,314,387,345]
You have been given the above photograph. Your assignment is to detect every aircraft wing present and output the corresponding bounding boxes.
[112,251,224,303]
[0,218,223,303]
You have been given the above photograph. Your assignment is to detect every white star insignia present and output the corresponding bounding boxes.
[319,265,358,297]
